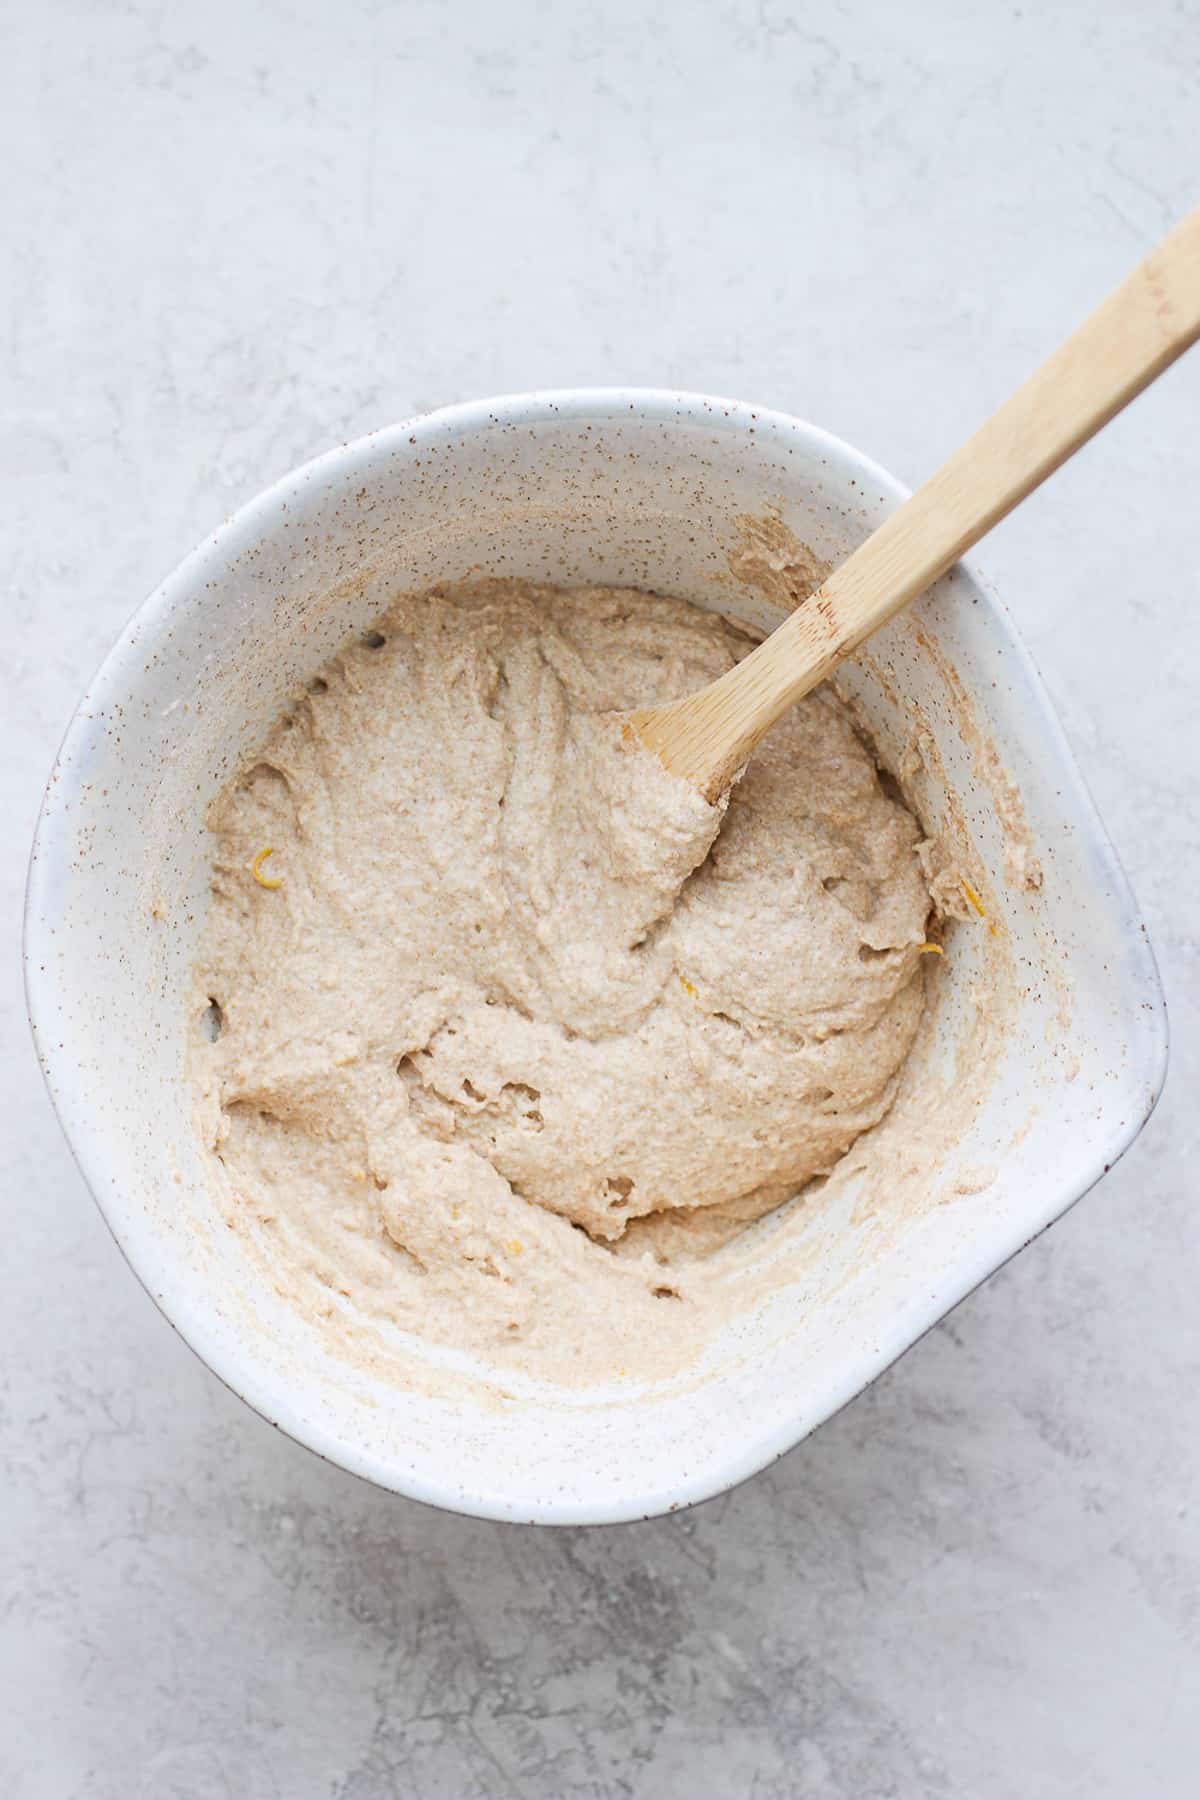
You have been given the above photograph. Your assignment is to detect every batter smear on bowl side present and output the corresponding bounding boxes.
[193,580,937,1377]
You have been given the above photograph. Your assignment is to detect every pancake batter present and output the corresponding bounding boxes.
[193,580,935,1375]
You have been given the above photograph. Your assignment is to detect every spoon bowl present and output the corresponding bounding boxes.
[635,209,1200,798]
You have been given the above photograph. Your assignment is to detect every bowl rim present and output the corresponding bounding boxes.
[24,386,1169,1524]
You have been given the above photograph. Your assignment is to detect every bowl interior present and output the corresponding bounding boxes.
[26,392,1166,1522]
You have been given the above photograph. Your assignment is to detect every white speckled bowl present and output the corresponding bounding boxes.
[26,390,1166,1524]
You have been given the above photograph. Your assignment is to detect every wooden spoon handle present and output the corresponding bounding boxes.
[636,207,1200,799]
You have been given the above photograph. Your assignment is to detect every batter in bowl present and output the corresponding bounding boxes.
[193,580,936,1379]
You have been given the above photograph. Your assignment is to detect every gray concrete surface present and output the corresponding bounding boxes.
[3,1,1198,1794]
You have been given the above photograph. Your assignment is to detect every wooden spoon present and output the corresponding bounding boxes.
[632,208,1200,800]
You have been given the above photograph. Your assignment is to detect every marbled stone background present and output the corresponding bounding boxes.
[4,2,1198,1794]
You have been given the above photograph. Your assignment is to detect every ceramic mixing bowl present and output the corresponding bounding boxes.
[25,390,1166,1523]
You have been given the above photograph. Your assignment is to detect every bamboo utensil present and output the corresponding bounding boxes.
[633,209,1200,799]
